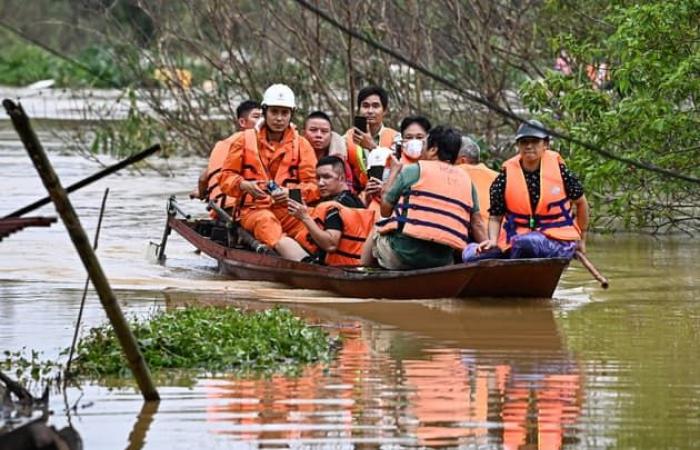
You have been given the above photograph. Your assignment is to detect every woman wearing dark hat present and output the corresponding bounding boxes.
[463,120,589,261]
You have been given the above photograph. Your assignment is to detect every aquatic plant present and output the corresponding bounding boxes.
[70,306,338,377]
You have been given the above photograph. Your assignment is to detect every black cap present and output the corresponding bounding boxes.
[515,120,549,141]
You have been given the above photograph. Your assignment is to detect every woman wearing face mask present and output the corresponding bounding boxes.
[362,116,432,210]
[397,115,432,164]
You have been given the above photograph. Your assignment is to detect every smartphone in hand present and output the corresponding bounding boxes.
[367,165,384,181]
[289,188,302,203]
[353,115,368,132]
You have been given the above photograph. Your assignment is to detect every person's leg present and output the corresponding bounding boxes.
[461,243,504,263]
[239,208,283,247]
[373,234,411,270]
[274,236,309,261]
[510,232,576,259]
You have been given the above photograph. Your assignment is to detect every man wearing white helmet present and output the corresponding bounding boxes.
[220,84,320,260]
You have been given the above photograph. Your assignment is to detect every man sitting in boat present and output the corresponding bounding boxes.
[344,85,399,194]
[455,136,498,216]
[463,120,589,261]
[287,156,372,266]
[191,100,262,218]
[303,111,347,161]
[219,84,319,261]
[361,126,487,270]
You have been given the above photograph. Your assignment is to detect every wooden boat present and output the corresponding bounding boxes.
[0,217,56,242]
[163,205,569,299]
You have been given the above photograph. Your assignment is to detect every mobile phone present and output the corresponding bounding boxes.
[289,188,302,203]
[367,165,384,181]
[353,115,368,132]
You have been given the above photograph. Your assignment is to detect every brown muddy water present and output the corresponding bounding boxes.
[0,126,699,449]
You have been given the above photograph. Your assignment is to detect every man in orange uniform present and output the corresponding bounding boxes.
[219,84,319,260]
[465,120,589,261]
[344,86,398,194]
[192,100,262,216]
[455,136,498,216]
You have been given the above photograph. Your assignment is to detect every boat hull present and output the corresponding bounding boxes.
[169,217,568,299]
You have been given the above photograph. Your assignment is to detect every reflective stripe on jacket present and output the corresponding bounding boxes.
[345,126,398,190]
[299,201,375,266]
[376,160,473,250]
[239,128,301,209]
[497,150,580,250]
[205,132,240,211]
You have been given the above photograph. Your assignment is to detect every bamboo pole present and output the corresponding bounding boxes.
[575,250,609,289]
[2,99,159,401]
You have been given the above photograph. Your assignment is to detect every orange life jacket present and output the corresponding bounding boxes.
[345,126,398,190]
[457,163,498,216]
[497,150,580,250]
[376,160,473,250]
[205,132,240,212]
[239,128,302,209]
[298,201,375,266]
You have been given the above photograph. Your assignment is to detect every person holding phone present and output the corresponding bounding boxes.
[219,84,320,261]
[287,156,372,266]
[344,86,399,193]
[361,126,487,270]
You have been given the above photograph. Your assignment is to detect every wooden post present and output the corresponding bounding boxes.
[2,99,159,401]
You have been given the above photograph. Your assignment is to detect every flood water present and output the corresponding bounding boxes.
[1,122,699,449]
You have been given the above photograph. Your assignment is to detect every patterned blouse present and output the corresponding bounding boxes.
[488,163,584,216]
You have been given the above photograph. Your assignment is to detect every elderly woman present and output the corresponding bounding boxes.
[464,120,589,261]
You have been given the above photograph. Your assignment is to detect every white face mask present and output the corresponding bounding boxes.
[403,139,423,160]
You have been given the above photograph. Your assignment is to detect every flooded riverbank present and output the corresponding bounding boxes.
[1,136,698,448]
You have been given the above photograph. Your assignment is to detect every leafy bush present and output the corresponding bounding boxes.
[71,307,338,377]
[520,0,700,233]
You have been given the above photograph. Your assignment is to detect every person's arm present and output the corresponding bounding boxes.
[297,138,321,204]
[477,171,506,251]
[477,215,503,252]
[287,201,341,252]
[573,195,589,253]
[379,156,404,217]
[470,211,488,243]
[220,133,267,199]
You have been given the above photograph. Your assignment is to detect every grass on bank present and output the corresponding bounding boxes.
[70,306,338,377]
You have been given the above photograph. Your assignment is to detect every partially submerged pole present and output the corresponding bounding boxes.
[2,99,159,401]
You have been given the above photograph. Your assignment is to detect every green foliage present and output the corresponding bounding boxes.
[71,307,338,377]
[2,348,62,386]
[521,0,700,232]
[0,29,133,88]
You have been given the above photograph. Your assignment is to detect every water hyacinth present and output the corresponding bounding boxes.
[71,307,338,377]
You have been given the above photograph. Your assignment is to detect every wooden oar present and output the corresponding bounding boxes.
[4,143,160,218]
[575,250,609,289]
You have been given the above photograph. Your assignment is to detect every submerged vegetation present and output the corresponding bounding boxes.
[2,307,338,386]
[71,307,337,377]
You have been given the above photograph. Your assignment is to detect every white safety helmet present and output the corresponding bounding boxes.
[261,83,296,109]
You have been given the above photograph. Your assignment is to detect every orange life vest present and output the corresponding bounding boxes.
[298,201,375,266]
[457,163,498,216]
[205,132,240,212]
[345,126,398,190]
[239,128,302,209]
[376,160,473,250]
[497,150,580,250]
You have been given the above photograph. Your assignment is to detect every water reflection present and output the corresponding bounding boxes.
[166,293,581,448]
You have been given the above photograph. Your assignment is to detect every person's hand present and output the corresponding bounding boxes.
[287,199,309,220]
[477,239,498,253]
[240,180,267,199]
[365,177,383,197]
[189,188,202,200]
[352,127,376,150]
[271,187,289,205]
